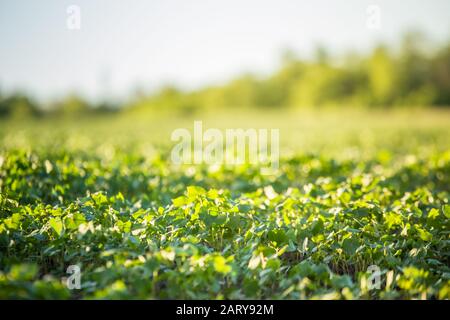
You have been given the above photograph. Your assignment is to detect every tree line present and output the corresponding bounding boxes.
[1,32,449,119]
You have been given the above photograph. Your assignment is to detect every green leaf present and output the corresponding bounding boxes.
[49,217,63,236]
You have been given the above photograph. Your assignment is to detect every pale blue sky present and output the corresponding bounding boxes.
[0,0,449,101]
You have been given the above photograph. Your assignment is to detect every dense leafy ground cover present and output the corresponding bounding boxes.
[0,109,449,299]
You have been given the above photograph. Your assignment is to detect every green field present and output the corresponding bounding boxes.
[0,108,449,299]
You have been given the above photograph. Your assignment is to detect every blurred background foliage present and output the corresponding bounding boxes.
[0,32,449,120]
